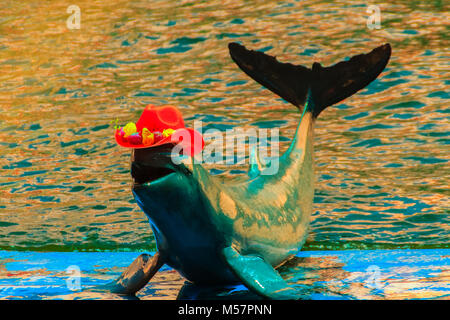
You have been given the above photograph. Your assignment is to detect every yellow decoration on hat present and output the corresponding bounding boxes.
[162,128,175,138]
[123,122,137,138]
[142,128,155,145]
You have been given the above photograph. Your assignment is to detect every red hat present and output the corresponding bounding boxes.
[115,104,204,156]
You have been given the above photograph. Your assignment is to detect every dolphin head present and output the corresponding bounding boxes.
[130,144,234,282]
[130,144,219,252]
[130,144,195,220]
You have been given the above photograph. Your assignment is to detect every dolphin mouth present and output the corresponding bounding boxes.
[130,144,183,187]
[132,163,176,187]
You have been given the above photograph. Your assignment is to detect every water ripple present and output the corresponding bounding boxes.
[0,0,448,252]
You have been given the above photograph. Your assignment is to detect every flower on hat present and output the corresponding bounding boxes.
[162,128,175,138]
[117,123,175,146]
[122,122,137,138]
[128,132,142,145]
[142,128,155,146]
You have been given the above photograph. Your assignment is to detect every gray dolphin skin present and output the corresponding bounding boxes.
[103,42,391,299]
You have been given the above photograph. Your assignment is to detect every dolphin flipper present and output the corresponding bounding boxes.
[222,247,298,299]
[228,42,391,118]
[97,252,165,295]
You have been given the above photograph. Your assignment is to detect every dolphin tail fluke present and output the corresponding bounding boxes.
[228,42,391,118]
[222,247,301,300]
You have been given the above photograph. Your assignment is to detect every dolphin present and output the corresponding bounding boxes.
[103,42,391,299]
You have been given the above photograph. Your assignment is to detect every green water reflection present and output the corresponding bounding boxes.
[0,0,448,251]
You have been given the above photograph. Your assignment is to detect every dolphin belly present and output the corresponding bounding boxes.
[148,218,238,284]
[132,174,238,284]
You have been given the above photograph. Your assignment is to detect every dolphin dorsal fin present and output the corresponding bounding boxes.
[248,145,262,179]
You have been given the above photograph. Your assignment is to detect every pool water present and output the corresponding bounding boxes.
[1,249,449,300]
[0,0,448,299]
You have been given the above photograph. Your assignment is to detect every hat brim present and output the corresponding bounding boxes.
[115,127,204,156]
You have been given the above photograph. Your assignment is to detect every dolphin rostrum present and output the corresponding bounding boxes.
[103,42,391,299]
